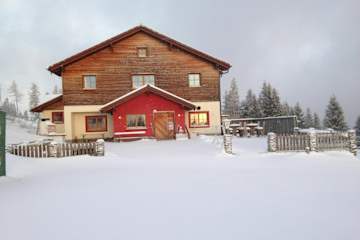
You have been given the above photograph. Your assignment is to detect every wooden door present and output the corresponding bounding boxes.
[153,112,175,140]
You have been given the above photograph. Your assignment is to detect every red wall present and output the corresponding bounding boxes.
[112,92,186,137]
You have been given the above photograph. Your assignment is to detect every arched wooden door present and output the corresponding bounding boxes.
[153,112,175,140]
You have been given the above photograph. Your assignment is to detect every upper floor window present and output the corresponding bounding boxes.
[132,74,155,88]
[83,75,96,89]
[137,47,148,57]
[188,73,201,87]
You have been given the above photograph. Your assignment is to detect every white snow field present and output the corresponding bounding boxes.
[1,123,360,240]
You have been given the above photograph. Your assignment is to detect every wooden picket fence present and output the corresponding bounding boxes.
[316,132,349,151]
[8,142,97,158]
[275,133,309,151]
[270,132,354,153]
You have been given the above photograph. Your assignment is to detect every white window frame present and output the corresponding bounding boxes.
[126,114,146,129]
[132,75,155,88]
[83,75,96,89]
[188,73,201,87]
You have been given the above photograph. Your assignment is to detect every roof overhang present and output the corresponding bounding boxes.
[31,95,63,112]
[48,25,231,76]
[100,84,196,112]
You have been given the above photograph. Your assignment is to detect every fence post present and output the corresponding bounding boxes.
[268,132,277,152]
[49,141,58,157]
[95,139,105,156]
[223,134,233,154]
[348,130,357,156]
[308,131,317,153]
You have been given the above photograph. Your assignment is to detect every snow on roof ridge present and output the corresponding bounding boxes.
[101,84,194,108]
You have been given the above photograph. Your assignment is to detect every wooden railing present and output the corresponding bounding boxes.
[8,140,104,158]
[268,130,357,155]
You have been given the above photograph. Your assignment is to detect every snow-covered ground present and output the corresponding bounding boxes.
[1,123,360,240]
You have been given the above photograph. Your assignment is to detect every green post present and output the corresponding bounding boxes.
[0,111,5,176]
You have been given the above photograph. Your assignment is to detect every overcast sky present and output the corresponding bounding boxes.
[1,0,359,125]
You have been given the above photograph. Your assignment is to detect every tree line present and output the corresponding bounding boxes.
[0,80,61,121]
[223,79,353,131]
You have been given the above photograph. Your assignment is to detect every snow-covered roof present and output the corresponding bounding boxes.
[31,94,63,112]
[101,84,196,112]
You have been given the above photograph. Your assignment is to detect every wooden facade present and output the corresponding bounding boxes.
[53,26,230,106]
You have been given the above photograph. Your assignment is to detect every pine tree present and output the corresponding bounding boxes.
[23,110,29,120]
[323,95,347,131]
[29,83,40,121]
[223,78,240,115]
[241,89,261,118]
[8,80,23,115]
[293,102,305,128]
[304,108,314,128]
[281,102,291,116]
[258,82,272,117]
[270,88,282,116]
[313,113,321,129]
[355,116,360,136]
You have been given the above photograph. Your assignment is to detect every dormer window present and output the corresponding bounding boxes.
[137,47,148,57]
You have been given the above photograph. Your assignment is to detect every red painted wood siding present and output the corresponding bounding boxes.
[112,92,186,137]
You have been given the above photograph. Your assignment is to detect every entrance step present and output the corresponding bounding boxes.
[176,133,189,141]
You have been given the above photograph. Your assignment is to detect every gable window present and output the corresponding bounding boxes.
[83,75,96,89]
[132,75,155,88]
[137,47,148,57]
[126,114,146,129]
[86,115,107,132]
[189,112,209,128]
[188,73,201,87]
[52,112,64,124]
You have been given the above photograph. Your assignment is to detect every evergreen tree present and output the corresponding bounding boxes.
[241,89,261,118]
[355,116,360,136]
[223,78,240,115]
[323,95,347,131]
[29,83,40,120]
[304,108,314,128]
[313,113,321,129]
[258,82,273,117]
[293,102,305,128]
[281,102,291,116]
[23,110,29,120]
[270,88,282,116]
[8,80,22,115]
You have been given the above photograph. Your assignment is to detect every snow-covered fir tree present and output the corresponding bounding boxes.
[293,103,305,128]
[223,78,240,114]
[280,102,292,116]
[313,112,321,129]
[258,82,282,117]
[23,110,29,120]
[240,89,261,118]
[355,116,360,136]
[29,83,40,121]
[304,108,314,128]
[8,80,22,115]
[323,95,347,131]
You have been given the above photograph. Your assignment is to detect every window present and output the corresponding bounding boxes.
[137,47,148,57]
[52,112,64,124]
[132,75,155,88]
[126,114,146,129]
[86,115,107,132]
[189,112,209,128]
[188,73,201,87]
[83,75,96,89]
